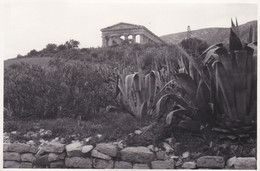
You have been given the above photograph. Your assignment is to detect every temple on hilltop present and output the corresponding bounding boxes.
[101,22,165,47]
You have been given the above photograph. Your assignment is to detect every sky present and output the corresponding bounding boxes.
[1,0,258,60]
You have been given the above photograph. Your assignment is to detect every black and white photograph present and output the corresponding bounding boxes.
[1,0,258,169]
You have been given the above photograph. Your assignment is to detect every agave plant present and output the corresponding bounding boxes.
[155,19,257,136]
[116,66,161,121]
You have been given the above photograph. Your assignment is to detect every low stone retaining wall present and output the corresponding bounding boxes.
[3,142,257,169]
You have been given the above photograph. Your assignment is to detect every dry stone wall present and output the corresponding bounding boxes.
[3,142,256,169]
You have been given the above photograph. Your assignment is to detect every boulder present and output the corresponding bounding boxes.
[147,145,159,152]
[4,152,20,161]
[66,141,83,157]
[182,161,197,169]
[95,143,118,157]
[94,159,114,169]
[91,149,112,160]
[121,146,154,163]
[182,151,190,158]
[50,160,65,168]
[151,160,175,169]
[8,143,30,153]
[234,157,256,169]
[162,142,174,153]
[197,156,225,169]
[40,142,65,153]
[133,164,150,169]
[82,145,94,154]
[21,153,36,163]
[65,157,92,168]
[29,146,38,154]
[48,153,60,162]
[4,161,20,168]
[20,162,33,168]
[114,161,133,169]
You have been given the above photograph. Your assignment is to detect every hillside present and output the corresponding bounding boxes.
[4,57,53,69]
[160,20,257,45]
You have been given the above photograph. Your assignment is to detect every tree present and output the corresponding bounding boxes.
[180,37,208,56]
[65,39,80,49]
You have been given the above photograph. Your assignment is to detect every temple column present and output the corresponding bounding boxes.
[140,34,145,44]
[132,35,136,43]
[102,36,108,47]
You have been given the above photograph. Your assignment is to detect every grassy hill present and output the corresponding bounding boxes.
[4,57,53,69]
[160,20,257,45]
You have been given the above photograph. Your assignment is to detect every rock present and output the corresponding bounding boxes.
[163,142,174,153]
[156,151,166,160]
[3,143,9,152]
[147,145,159,152]
[29,146,38,154]
[65,157,92,168]
[31,133,39,139]
[133,163,150,169]
[66,141,83,157]
[134,130,142,135]
[114,161,132,169]
[82,145,94,154]
[11,131,17,134]
[39,129,45,133]
[182,151,190,158]
[226,156,236,167]
[20,162,33,168]
[175,159,183,167]
[21,153,36,162]
[91,149,112,160]
[48,153,60,162]
[4,161,20,168]
[94,159,114,169]
[182,161,197,169]
[95,143,118,157]
[35,154,49,166]
[117,140,125,149]
[4,152,20,161]
[60,138,65,144]
[151,160,174,169]
[121,146,155,163]
[40,142,65,153]
[26,140,36,146]
[50,160,65,168]
[197,156,225,169]
[165,137,176,146]
[234,157,256,169]
[8,143,31,153]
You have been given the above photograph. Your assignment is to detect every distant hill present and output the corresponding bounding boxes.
[160,20,257,45]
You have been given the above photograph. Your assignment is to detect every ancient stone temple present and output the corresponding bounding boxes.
[101,22,165,47]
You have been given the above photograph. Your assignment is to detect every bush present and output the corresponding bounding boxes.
[4,60,114,120]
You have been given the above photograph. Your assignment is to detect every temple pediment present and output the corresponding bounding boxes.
[101,22,143,31]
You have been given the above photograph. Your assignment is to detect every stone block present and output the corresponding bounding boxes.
[156,151,166,160]
[151,160,174,169]
[182,161,197,169]
[197,156,225,169]
[35,154,49,166]
[234,157,256,169]
[91,149,112,160]
[133,163,150,169]
[50,160,65,168]
[3,143,9,152]
[66,141,83,157]
[29,146,38,154]
[226,156,236,168]
[4,161,20,168]
[4,152,20,161]
[40,142,65,153]
[48,153,60,162]
[94,159,114,169]
[114,161,132,169]
[65,157,92,168]
[121,146,154,163]
[95,143,118,157]
[20,162,33,168]
[8,143,30,153]
[21,153,36,163]
[82,145,94,154]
